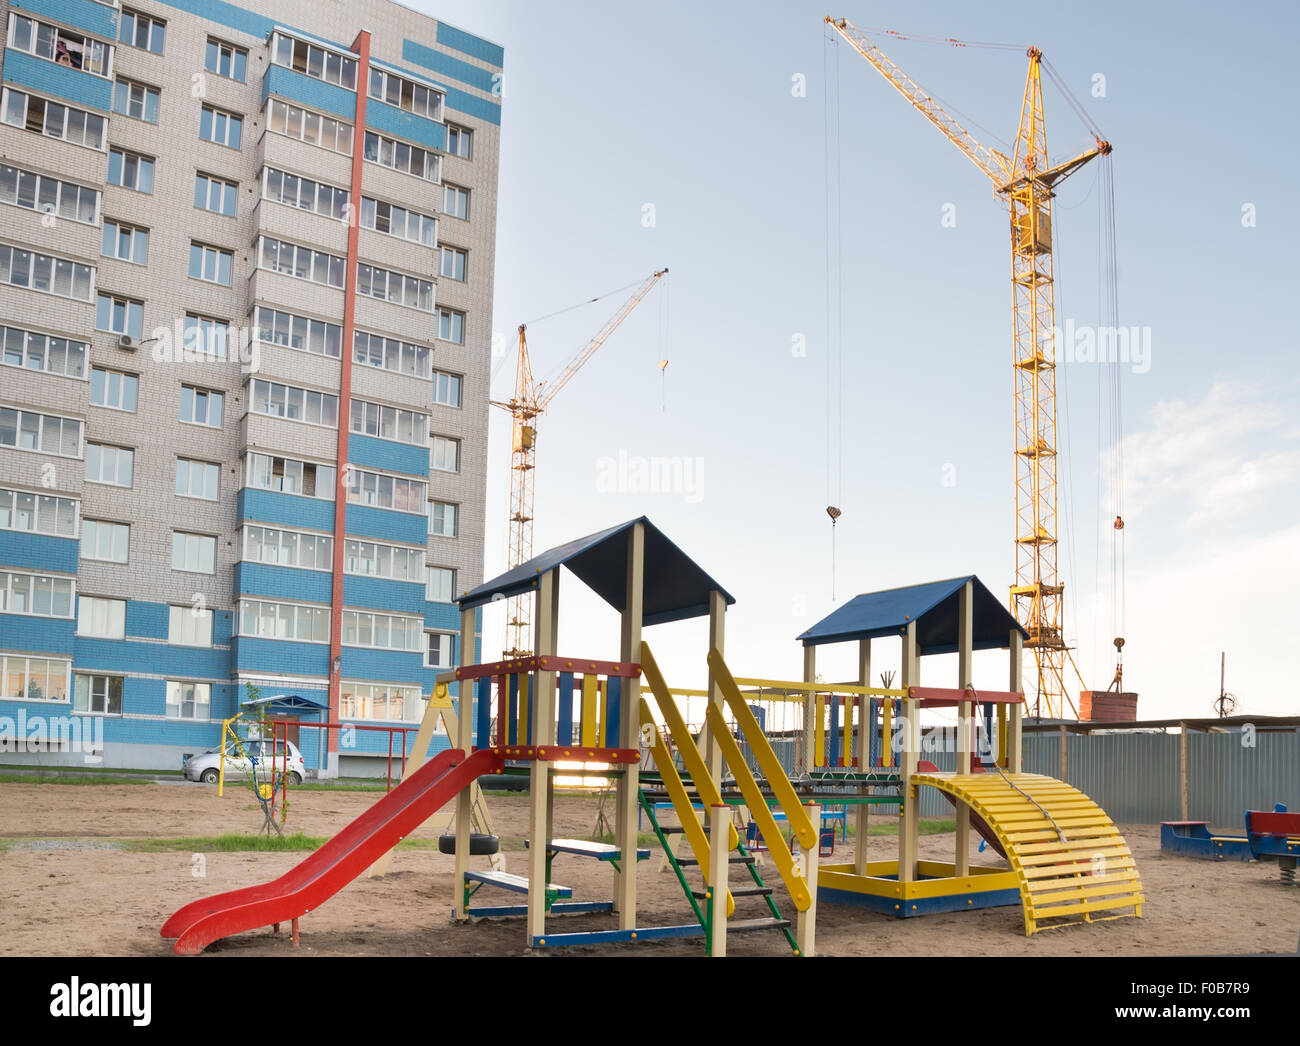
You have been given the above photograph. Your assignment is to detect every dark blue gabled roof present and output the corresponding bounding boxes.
[798,575,1027,654]
[457,517,735,627]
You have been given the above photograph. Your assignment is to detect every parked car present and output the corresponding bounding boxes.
[184,738,305,785]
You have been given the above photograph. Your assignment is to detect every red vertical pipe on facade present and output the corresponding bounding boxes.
[326,30,372,768]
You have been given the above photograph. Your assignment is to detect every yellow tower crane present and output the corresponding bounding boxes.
[492,267,668,659]
[826,17,1112,719]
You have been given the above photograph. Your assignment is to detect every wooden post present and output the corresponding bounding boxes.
[708,803,729,957]
[614,523,644,929]
[955,582,973,876]
[1007,628,1023,773]
[452,606,477,920]
[702,589,727,785]
[1179,721,1188,821]
[899,622,919,883]
[802,644,817,775]
[796,801,821,957]
[855,639,871,876]
[527,569,558,944]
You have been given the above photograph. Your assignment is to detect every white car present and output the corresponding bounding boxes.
[184,738,305,785]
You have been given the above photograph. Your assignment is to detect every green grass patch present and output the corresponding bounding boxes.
[0,773,149,786]
[127,833,329,853]
[0,764,181,777]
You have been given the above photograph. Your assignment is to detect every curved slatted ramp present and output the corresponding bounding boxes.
[913,770,1145,935]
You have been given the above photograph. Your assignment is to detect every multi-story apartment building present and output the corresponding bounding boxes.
[0,0,501,775]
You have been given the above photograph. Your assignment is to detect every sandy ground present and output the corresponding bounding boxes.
[1,780,1297,957]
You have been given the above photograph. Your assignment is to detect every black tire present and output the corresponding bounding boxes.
[287,771,303,785]
[200,768,219,784]
[438,832,499,856]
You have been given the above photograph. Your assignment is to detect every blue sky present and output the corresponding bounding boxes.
[411,0,1299,720]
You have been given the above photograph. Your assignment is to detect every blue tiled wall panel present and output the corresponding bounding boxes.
[123,600,167,641]
[73,637,230,681]
[2,49,113,112]
[103,712,225,751]
[238,488,336,533]
[213,608,234,646]
[443,87,500,126]
[149,0,274,40]
[348,434,429,479]
[423,602,460,631]
[339,646,422,683]
[11,0,118,40]
[0,531,78,574]
[0,614,75,657]
[234,562,332,605]
[344,504,425,545]
[342,575,424,615]
[261,63,355,121]
[399,39,496,94]
[232,636,330,677]
[340,721,448,759]
[430,25,503,69]
[364,99,445,152]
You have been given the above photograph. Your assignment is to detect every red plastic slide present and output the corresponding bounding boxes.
[162,746,504,955]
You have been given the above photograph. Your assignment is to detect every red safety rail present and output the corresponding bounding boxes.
[1246,811,1300,837]
[907,686,1024,708]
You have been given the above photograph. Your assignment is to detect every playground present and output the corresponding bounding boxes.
[1,778,1297,957]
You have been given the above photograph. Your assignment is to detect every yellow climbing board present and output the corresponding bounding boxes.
[912,770,1145,935]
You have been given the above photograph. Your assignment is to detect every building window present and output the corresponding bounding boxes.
[340,681,417,722]
[1,245,95,301]
[94,293,143,339]
[168,605,213,647]
[446,124,472,159]
[262,167,349,220]
[357,263,433,312]
[112,78,159,123]
[344,467,425,513]
[183,315,228,358]
[2,655,71,702]
[442,183,469,220]
[435,308,465,345]
[194,172,237,216]
[433,371,462,408]
[175,458,219,501]
[180,385,224,428]
[250,379,339,427]
[265,99,353,155]
[254,307,341,359]
[425,566,454,604]
[359,197,437,246]
[0,488,78,538]
[0,163,99,224]
[166,681,210,721]
[270,32,356,89]
[84,443,133,486]
[8,15,113,77]
[0,571,75,618]
[353,331,430,378]
[77,595,125,637]
[349,400,426,446]
[340,610,423,652]
[188,242,233,285]
[119,7,165,54]
[243,525,333,572]
[362,131,440,182]
[199,104,242,149]
[425,631,453,669]
[0,408,82,458]
[107,148,153,193]
[90,367,138,411]
[237,598,330,642]
[0,89,107,149]
[1,326,87,379]
[74,673,121,713]
[429,501,458,538]
[259,236,345,289]
[439,246,467,282]
[245,453,335,500]
[204,38,246,81]
[172,532,216,574]
[100,220,149,265]
[430,436,460,474]
[81,519,129,563]
[342,539,424,582]
[368,68,443,120]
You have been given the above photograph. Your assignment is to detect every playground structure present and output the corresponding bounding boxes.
[1161,806,1300,884]
[161,516,1147,955]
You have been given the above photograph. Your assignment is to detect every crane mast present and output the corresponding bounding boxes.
[493,268,668,659]
[826,17,1110,719]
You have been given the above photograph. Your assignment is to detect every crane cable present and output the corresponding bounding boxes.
[824,30,845,599]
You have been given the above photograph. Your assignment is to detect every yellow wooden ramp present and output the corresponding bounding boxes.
[913,770,1145,935]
